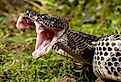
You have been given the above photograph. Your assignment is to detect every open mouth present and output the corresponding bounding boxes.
[32,27,62,59]
[16,15,63,59]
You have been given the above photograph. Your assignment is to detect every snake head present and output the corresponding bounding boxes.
[16,10,69,30]
[16,10,69,59]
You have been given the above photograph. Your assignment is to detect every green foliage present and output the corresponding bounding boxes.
[0,0,121,82]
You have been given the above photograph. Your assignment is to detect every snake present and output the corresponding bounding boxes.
[16,10,121,82]
[16,10,99,67]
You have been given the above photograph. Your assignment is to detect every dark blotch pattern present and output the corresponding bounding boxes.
[116,52,121,57]
[119,57,121,62]
[105,38,109,41]
[108,62,113,66]
[98,61,101,65]
[99,47,102,50]
[106,42,109,46]
[100,51,103,56]
[108,70,112,75]
[103,47,106,51]
[114,71,119,76]
[101,42,104,46]
[105,66,109,70]
[97,51,99,55]
[96,47,98,51]
[97,56,100,60]
[95,61,97,65]
[111,67,115,72]
[114,62,119,67]
[112,57,117,61]
[98,42,100,46]
[101,57,104,61]
[108,47,112,51]
[104,52,108,56]
[112,42,116,46]
[117,67,121,73]
[114,47,119,51]
[94,56,96,59]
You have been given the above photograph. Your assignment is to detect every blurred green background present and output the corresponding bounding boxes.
[0,0,121,82]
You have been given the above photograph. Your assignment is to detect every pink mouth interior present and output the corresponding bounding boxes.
[32,28,57,59]
[16,16,62,59]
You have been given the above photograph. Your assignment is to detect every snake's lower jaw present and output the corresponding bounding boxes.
[32,51,40,59]
[32,50,46,59]
[32,43,52,59]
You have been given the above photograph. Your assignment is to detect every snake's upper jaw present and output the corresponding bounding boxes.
[16,14,35,30]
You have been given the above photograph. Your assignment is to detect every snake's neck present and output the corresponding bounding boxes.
[52,29,99,64]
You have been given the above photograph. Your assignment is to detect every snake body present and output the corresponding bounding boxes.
[16,10,121,82]
[53,29,99,64]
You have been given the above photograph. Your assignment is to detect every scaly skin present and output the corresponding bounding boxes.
[93,35,121,82]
